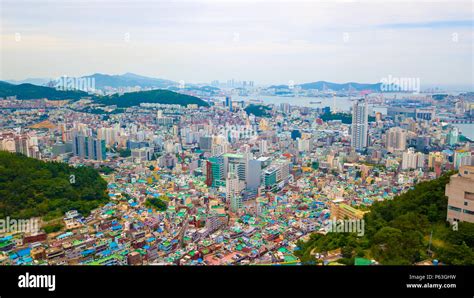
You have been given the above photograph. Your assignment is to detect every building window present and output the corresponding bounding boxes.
[448,205,462,212]
[463,209,474,215]
[465,202,468,206]
[465,192,474,201]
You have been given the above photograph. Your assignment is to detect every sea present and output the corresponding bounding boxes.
[230,93,426,113]
[231,95,353,112]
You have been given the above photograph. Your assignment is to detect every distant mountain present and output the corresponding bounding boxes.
[79,72,177,90]
[96,89,209,107]
[6,78,52,86]
[298,81,382,91]
[0,81,89,100]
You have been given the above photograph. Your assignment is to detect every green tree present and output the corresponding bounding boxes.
[0,151,108,219]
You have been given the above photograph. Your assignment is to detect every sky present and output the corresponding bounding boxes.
[0,0,473,88]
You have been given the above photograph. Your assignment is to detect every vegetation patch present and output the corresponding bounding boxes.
[0,151,109,219]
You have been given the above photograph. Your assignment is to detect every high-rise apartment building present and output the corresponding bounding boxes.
[447,127,459,146]
[225,96,233,112]
[72,131,106,161]
[386,127,407,153]
[199,136,213,152]
[226,171,243,212]
[454,150,472,169]
[402,148,425,170]
[351,98,368,151]
[206,156,225,187]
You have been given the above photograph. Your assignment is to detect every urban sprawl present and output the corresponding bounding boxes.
[1,87,473,265]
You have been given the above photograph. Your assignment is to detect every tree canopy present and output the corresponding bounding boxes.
[145,196,168,212]
[96,89,209,107]
[0,151,109,219]
[244,104,271,117]
[295,172,474,265]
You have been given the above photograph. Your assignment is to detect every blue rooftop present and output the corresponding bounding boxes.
[111,225,122,231]
[17,248,31,257]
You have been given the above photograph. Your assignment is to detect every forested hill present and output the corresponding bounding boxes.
[95,89,209,107]
[0,81,89,100]
[295,172,474,265]
[0,80,209,107]
[0,151,108,219]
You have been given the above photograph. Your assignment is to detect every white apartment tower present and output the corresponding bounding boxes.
[351,98,368,151]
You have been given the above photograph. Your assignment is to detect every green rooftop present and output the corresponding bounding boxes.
[355,257,373,266]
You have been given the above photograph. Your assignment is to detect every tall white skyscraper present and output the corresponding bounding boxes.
[351,98,368,151]
[226,171,243,212]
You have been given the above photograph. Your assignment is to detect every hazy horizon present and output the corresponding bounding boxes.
[2,72,473,92]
